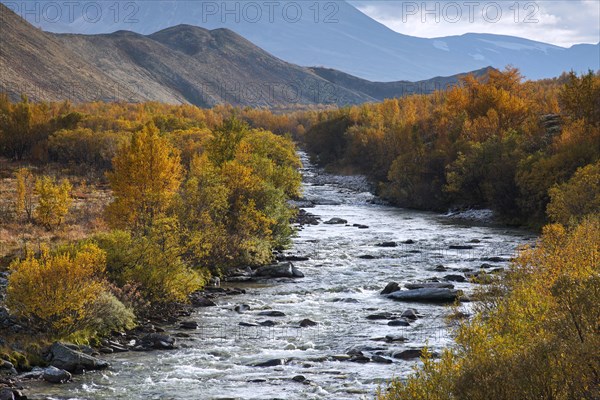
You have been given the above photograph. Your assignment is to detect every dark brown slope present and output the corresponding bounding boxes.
[0,4,142,103]
[309,66,495,101]
[0,3,490,107]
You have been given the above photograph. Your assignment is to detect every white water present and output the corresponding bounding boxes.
[24,153,535,399]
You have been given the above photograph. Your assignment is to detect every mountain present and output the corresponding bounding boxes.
[0,4,488,107]
[7,0,598,82]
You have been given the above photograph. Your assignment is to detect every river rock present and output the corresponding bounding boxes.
[48,342,109,373]
[189,293,216,307]
[449,245,474,250]
[401,308,420,320]
[372,355,393,364]
[257,310,286,317]
[366,312,396,320]
[259,320,278,326]
[139,333,177,350]
[0,360,17,376]
[388,319,410,326]
[353,224,369,229]
[393,349,424,360]
[434,265,447,272]
[380,282,400,295]
[234,304,251,313]
[405,282,454,290]
[254,262,304,279]
[444,274,466,282]
[299,318,318,327]
[280,255,310,262]
[385,335,408,342]
[324,218,347,225]
[358,254,377,259]
[387,288,460,303]
[376,241,397,247]
[179,321,198,330]
[254,358,286,367]
[239,322,259,327]
[482,256,508,262]
[292,375,308,383]
[42,366,72,383]
[0,389,14,400]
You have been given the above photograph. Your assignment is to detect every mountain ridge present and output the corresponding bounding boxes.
[0,3,496,108]
[4,0,597,81]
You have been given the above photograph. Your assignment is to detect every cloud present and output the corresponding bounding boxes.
[349,0,600,47]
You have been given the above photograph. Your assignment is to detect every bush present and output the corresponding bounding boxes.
[48,128,127,170]
[94,223,207,306]
[547,160,600,225]
[34,176,72,229]
[87,291,136,335]
[379,216,600,400]
[7,244,107,336]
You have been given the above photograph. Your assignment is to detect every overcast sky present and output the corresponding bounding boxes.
[350,1,600,47]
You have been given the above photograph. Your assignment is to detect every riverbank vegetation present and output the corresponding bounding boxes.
[378,214,600,400]
[301,69,600,226]
[0,99,302,359]
[1,68,598,397]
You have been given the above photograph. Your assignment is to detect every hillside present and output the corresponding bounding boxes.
[10,0,599,81]
[0,4,489,107]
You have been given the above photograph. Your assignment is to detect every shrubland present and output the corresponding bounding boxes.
[0,97,303,348]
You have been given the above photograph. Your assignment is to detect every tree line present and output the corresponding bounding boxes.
[301,69,600,226]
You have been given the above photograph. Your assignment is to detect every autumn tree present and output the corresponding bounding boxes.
[14,167,35,222]
[547,160,600,225]
[34,176,72,229]
[379,216,600,400]
[106,122,183,232]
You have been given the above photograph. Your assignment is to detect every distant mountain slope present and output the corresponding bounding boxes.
[9,0,598,81]
[0,3,489,107]
[309,66,494,100]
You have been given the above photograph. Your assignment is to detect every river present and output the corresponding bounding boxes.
[24,152,535,399]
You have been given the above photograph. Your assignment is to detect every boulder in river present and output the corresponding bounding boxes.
[393,349,425,360]
[179,321,198,330]
[385,334,408,342]
[372,355,393,364]
[234,304,251,314]
[299,318,318,327]
[401,308,420,320]
[139,333,177,350]
[48,343,109,373]
[380,282,400,295]
[449,245,474,250]
[405,282,454,290]
[388,319,410,326]
[366,312,396,320]
[189,293,216,307]
[43,366,72,383]
[387,288,461,303]
[376,241,397,248]
[444,274,466,282]
[254,358,287,367]
[254,262,304,279]
[324,217,347,224]
[257,310,286,317]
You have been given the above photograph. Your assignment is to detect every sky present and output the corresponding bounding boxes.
[350,0,600,47]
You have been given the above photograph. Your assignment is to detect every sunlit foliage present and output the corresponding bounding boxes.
[379,216,600,400]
